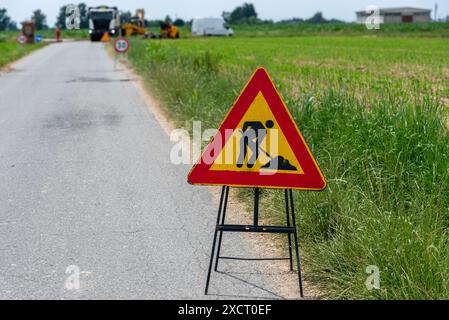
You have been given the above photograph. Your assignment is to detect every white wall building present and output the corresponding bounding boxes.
[356,7,432,24]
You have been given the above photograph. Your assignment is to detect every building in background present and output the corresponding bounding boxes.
[356,7,432,24]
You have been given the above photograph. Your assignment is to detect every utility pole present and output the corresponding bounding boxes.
[434,3,438,21]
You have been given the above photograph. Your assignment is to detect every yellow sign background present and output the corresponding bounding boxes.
[210,93,304,174]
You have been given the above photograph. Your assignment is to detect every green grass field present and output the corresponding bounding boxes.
[37,28,89,40]
[126,29,449,300]
[0,29,89,68]
[0,32,45,68]
[232,22,449,38]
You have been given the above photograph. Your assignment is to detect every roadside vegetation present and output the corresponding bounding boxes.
[0,4,89,69]
[126,32,449,299]
[38,29,89,40]
[0,32,44,68]
[0,29,88,69]
[232,22,449,38]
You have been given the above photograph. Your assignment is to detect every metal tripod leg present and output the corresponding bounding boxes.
[289,189,304,298]
[285,190,294,271]
[214,186,230,271]
[205,186,226,295]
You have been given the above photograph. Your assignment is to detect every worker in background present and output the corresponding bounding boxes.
[237,120,274,169]
[55,27,61,42]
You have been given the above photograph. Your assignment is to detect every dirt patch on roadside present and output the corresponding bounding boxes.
[0,64,14,74]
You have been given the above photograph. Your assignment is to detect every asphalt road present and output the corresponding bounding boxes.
[0,42,285,299]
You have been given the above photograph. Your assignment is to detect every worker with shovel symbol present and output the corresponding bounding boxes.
[236,120,298,171]
[236,120,274,169]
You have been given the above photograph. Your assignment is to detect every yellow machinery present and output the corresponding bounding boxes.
[122,9,180,39]
[159,21,180,39]
[122,9,146,36]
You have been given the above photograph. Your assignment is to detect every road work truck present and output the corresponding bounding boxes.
[88,6,120,41]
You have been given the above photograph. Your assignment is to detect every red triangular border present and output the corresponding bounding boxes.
[188,67,326,191]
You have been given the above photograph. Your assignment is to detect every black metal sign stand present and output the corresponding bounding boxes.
[205,186,304,298]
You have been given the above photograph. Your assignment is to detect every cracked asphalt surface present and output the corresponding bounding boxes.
[0,42,284,299]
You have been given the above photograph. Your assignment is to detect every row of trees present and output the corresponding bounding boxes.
[55,4,186,29]
[0,8,17,30]
[0,8,48,31]
[0,4,188,32]
[222,3,258,24]
[56,3,188,29]
[1,2,348,32]
[278,12,344,24]
[56,3,88,29]
[120,12,186,28]
[222,3,344,24]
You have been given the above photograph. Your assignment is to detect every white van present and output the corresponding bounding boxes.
[191,18,234,37]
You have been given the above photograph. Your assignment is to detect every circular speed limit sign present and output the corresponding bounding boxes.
[114,38,129,54]
[16,34,27,45]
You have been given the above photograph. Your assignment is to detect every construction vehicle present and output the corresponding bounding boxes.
[143,21,180,39]
[88,6,120,41]
[121,10,178,39]
[121,9,146,37]
[159,21,180,39]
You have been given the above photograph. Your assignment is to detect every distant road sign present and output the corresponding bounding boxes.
[35,35,43,43]
[188,67,326,191]
[16,34,27,45]
[114,37,129,53]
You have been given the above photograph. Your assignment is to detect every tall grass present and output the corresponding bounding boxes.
[127,36,449,299]
[232,22,449,38]
[0,31,45,68]
[281,92,449,299]
[37,29,89,40]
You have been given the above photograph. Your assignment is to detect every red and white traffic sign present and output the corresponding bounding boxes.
[114,37,129,53]
[188,67,326,191]
[16,34,27,45]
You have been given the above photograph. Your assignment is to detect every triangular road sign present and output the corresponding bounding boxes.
[188,67,326,191]
[101,32,110,42]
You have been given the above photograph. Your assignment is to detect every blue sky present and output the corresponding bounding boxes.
[2,0,447,26]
